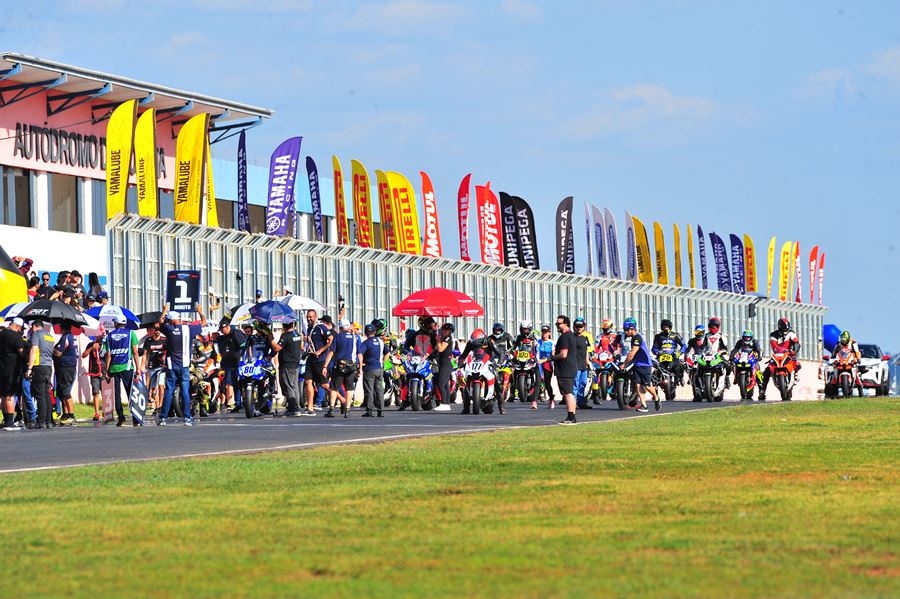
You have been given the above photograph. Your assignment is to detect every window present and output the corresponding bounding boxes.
[248,204,265,234]
[0,166,32,227]
[49,173,79,233]
[126,187,137,214]
[91,179,106,235]
[216,198,233,229]
[159,190,174,220]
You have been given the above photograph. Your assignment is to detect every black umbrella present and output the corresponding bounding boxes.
[138,311,163,328]
[18,299,87,325]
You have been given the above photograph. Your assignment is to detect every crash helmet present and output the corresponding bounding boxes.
[839,330,851,345]
[742,329,754,343]
[623,317,637,331]
[708,317,721,332]
[694,325,705,338]
[418,316,436,330]
[492,322,504,337]
[777,317,790,333]
[660,318,673,332]
[600,318,613,333]
[371,318,388,336]
[519,319,533,335]
[470,328,486,347]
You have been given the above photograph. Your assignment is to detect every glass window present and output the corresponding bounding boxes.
[49,173,79,233]
[91,179,106,235]
[126,187,137,214]
[248,204,265,234]
[159,190,174,220]
[216,199,234,229]
[0,167,32,227]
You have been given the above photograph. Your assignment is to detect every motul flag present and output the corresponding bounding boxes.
[584,202,593,276]
[457,174,472,262]
[709,232,732,292]
[476,182,503,266]
[499,192,521,267]
[420,171,442,258]
[604,207,621,279]
[793,242,802,303]
[624,210,638,282]
[306,157,323,242]
[729,234,745,294]
[697,225,709,289]
[808,245,819,304]
[512,195,539,270]
[818,252,825,305]
[237,131,250,233]
[591,205,606,277]
[555,197,575,274]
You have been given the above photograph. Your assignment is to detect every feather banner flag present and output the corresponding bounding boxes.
[793,242,802,303]
[729,234,745,294]
[584,203,593,276]
[499,192,522,267]
[591,205,606,277]
[604,207,621,279]
[709,232,733,292]
[686,224,696,288]
[512,195,540,270]
[778,240,792,301]
[808,245,819,304]
[632,215,653,283]
[476,182,504,266]
[332,156,350,245]
[697,225,709,289]
[351,160,374,248]
[673,223,682,287]
[420,171,442,258]
[818,252,825,305]
[744,234,758,293]
[653,221,668,285]
[105,99,137,219]
[204,136,218,227]
[386,172,421,255]
[767,236,777,297]
[555,197,575,274]
[624,212,638,282]
[457,174,472,261]
[264,137,301,236]
[134,108,158,218]
[306,157,323,241]
[374,169,395,250]
[173,113,208,224]
[236,132,250,233]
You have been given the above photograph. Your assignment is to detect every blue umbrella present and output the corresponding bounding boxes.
[249,300,296,324]
[86,305,140,330]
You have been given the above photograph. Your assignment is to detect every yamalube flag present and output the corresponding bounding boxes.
[653,221,668,285]
[555,197,575,274]
[204,136,218,227]
[673,223,682,287]
[105,99,137,219]
[264,137,302,236]
[686,224,696,288]
[632,215,653,284]
[174,113,208,224]
[134,108,158,218]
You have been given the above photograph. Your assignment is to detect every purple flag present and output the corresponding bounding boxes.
[625,210,638,282]
[265,137,302,237]
[591,205,606,277]
[236,130,250,233]
[709,232,733,292]
[697,224,709,289]
[306,156,323,242]
[729,234,745,295]
[584,202,593,276]
[604,207,621,279]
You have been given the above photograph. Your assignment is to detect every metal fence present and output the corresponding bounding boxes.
[108,214,828,361]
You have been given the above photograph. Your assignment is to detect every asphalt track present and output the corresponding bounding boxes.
[0,400,739,473]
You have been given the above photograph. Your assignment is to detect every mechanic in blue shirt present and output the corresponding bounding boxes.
[52,322,80,425]
[322,319,359,419]
[622,317,661,413]
[157,303,207,426]
[358,323,388,417]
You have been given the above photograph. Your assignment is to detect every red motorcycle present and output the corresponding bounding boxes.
[826,349,861,398]
[766,352,798,401]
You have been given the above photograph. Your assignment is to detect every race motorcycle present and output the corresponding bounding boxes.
[462,351,497,414]
[826,348,861,398]
[238,354,276,418]
[767,352,798,401]
[609,353,637,411]
[189,358,218,417]
[696,350,727,402]
[511,345,539,404]
[653,351,680,401]
[493,353,513,404]
[733,350,759,400]
[383,351,404,407]
[402,350,435,411]
[589,349,616,403]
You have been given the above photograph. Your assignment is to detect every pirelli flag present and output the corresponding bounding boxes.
[351,160,374,248]
[386,172,421,255]
[174,113,209,224]
[105,99,137,219]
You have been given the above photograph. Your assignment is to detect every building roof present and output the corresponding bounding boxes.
[0,52,272,122]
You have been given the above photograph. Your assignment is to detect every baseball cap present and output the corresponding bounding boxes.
[255,289,263,296]
[113,314,127,324]
[11,317,24,327]
[320,315,333,325]
[70,270,81,278]
[86,295,96,303]
[283,286,292,294]
[364,323,376,334]
[168,310,182,321]
[97,291,108,300]
[339,318,351,329]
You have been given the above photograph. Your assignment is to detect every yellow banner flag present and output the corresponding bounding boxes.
[632,216,653,283]
[767,236,776,297]
[204,136,218,227]
[351,159,374,248]
[134,108,158,218]
[375,169,397,251]
[386,172,421,255]
[174,113,208,224]
[0,245,28,314]
[778,240,792,301]
[673,223,682,287]
[332,156,350,245]
[653,221,669,285]
[686,223,695,288]
[105,99,137,219]
[743,234,757,293]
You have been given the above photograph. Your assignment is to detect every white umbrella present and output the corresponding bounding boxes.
[0,301,30,321]
[277,295,326,313]
[224,302,256,325]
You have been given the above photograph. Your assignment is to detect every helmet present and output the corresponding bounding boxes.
[471,328,486,341]
[492,323,504,336]
[418,316,436,330]
[371,318,387,336]
[573,317,586,329]
[839,330,850,345]
[778,317,790,332]
[708,317,721,331]
[694,325,705,337]
[742,329,753,342]
[623,317,637,331]
[600,318,613,331]
[442,322,456,334]
[540,324,551,333]
[519,319,533,334]
[660,319,673,331]
[364,324,376,334]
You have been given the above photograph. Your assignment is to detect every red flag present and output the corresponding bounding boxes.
[818,252,825,306]
[808,245,819,304]
[475,182,503,266]
[457,174,472,262]
[793,242,802,303]
[420,171,442,258]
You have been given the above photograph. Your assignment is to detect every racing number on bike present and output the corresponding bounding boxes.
[517,351,532,361]
[660,354,673,362]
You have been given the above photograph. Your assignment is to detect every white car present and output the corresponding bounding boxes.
[857,344,891,395]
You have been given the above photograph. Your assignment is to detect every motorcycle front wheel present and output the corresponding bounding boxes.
[614,378,626,410]
[776,373,790,401]
[840,376,851,398]
[470,382,481,415]
[704,374,715,403]
[243,384,255,419]
[409,380,422,411]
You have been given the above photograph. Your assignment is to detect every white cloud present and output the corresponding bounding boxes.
[346,0,466,29]
[500,0,542,21]
[864,46,900,85]
[804,45,900,99]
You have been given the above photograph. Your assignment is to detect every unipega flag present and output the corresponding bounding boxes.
[604,207,621,279]
[584,203,593,276]
[350,160,375,248]
[204,136,218,227]
[555,197,574,274]
[174,113,208,224]
[476,183,504,266]
[386,172,421,255]
[793,242,802,303]
[673,224,682,287]
[778,240,792,301]
[499,192,521,267]
[457,174,472,262]
[420,171,442,258]
[624,210,638,282]
[512,196,539,270]
[264,137,302,236]
[744,234,758,293]
[767,236,777,297]
[134,108,158,218]
[332,156,350,245]
[591,205,606,277]
[808,245,819,304]
[709,232,733,292]
[374,169,395,251]
[106,99,137,219]
[686,223,696,288]
[729,234,745,294]
[653,221,668,285]
[306,156,322,241]
[632,215,653,283]
[237,132,250,232]
[697,225,709,289]
[818,252,825,306]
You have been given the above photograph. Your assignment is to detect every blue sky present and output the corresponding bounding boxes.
[4,0,899,347]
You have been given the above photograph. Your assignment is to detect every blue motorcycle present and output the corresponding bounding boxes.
[238,354,276,418]
[402,351,435,411]
[732,349,759,400]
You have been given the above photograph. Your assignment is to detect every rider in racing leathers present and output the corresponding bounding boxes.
[512,320,541,409]
[651,318,687,383]
[702,317,730,388]
[831,330,863,396]
[684,324,706,400]
[758,317,801,401]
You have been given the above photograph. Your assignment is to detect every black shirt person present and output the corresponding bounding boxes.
[553,315,578,425]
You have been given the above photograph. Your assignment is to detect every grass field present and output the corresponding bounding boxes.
[2,399,898,598]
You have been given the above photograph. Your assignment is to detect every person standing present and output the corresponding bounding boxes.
[25,320,55,429]
[158,304,206,426]
[82,332,106,421]
[537,325,556,408]
[215,320,246,413]
[358,323,387,417]
[433,323,456,412]
[0,318,27,431]
[52,322,79,425]
[622,317,661,413]
[323,319,358,419]
[104,315,142,426]
[553,315,578,425]
[304,310,333,415]
[572,317,593,410]
[141,325,168,414]
[272,321,304,416]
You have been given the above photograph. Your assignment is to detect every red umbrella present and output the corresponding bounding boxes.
[392,287,484,317]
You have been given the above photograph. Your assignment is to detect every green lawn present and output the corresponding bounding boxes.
[2,399,898,598]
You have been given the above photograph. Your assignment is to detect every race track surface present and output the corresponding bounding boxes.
[0,399,740,472]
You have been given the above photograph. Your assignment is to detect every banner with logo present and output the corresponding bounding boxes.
[818,252,825,306]
[499,192,521,267]
[686,223,695,288]
[349,160,374,247]
[555,197,574,274]
[457,174,472,262]
[729,234,745,294]
[204,136,218,227]
[584,203,593,276]
[332,156,350,245]
[237,131,250,233]
[512,195,539,270]
[653,221,668,285]
[793,242,802,303]
[591,205,606,277]
[305,157,322,241]
[386,172,421,255]
[767,236,776,297]
[128,373,148,425]
[475,183,504,266]
[134,108,157,218]
[604,207,621,279]
[105,99,137,219]
[744,234,758,293]
[419,171,442,258]
[263,137,301,236]
[697,225,709,289]
[709,232,732,292]
[624,211,637,282]
[174,113,208,224]
[787,241,798,301]
[778,240,792,301]
[808,245,819,304]
[672,224,682,286]
[632,216,653,283]
[374,169,395,251]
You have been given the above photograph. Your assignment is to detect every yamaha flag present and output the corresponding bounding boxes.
[591,205,606,277]
[729,234,745,295]
[709,232,733,292]
[306,156,323,242]
[603,207,621,279]
[265,137,302,237]
[697,224,709,289]
[236,130,250,233]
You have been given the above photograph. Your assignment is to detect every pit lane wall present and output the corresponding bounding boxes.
[108,215,827,398]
